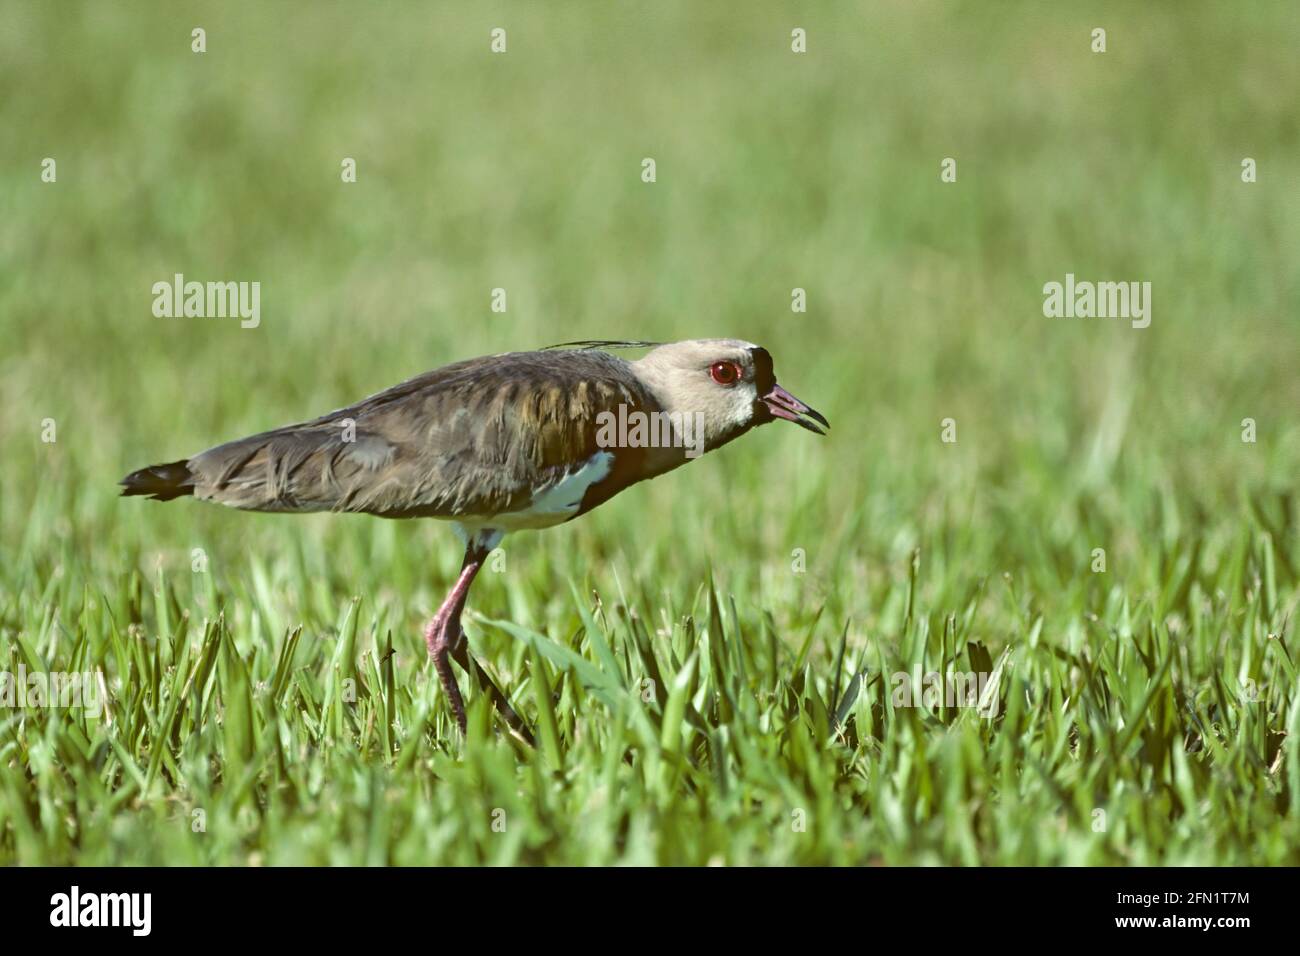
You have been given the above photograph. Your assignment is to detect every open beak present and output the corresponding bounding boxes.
[762,383,829,435]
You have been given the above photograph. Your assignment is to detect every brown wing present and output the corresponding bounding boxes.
[171,350,660,519]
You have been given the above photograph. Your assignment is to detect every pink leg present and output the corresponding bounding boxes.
[425,550,484,735]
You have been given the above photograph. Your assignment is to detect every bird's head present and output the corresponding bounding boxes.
[631,338,828,453]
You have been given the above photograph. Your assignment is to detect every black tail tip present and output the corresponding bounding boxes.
[120,459,195,501]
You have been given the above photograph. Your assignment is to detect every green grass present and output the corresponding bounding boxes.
[2,1,1299,865]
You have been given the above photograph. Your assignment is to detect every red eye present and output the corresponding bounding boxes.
[709,361,741,386]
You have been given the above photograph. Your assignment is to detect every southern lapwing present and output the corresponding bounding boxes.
[121,339,828,740]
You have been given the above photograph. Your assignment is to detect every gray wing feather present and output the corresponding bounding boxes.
[183,350,657,519]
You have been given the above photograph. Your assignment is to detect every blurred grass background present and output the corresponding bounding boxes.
[1,1,1298,864]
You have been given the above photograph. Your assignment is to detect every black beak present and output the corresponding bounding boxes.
[761,384,829,435]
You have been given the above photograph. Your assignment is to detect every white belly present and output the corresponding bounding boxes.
[450,451,615,544]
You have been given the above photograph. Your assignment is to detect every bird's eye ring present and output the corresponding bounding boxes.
[709,361,741,386]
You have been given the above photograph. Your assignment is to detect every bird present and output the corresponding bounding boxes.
[120,338,828,741]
